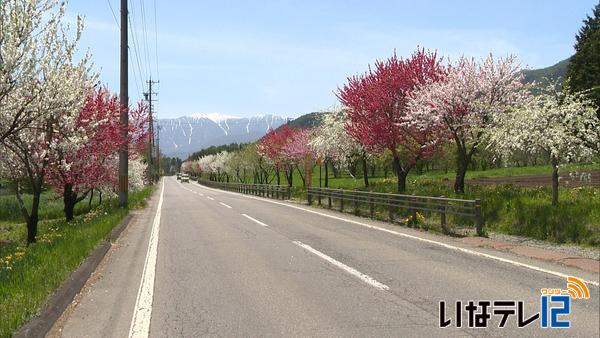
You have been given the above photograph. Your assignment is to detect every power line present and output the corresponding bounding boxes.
[106,0,120,29]
[139,0,153,78]
[127,47,141,95]
[128,7,146,95]
[153,0,160,79]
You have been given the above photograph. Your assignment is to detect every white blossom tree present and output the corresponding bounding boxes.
[0,0,88,142]
[0,0,93,243]
[409,54,530,193]
[211,151,233,181]
[128,158,148,192]
[488,85,599,206]
[309,108,364,187]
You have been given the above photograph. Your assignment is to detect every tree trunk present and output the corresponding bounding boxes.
[285,169,293,187]
[276,169,281,185]
[319,164,322,188]
[392,155,407,193]
[362,154,369,188]
[63,183,77,222]
[332,164,340,178]
[325,161,329,188]
[99,191,103,205]
[398,169,408,193]
[296,165,305,187]
[27,189,41,244]
[551,161,559,207]
[88,189,94,208]
[454,148,468,194]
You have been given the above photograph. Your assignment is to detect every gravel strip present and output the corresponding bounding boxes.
[489,232,600,261]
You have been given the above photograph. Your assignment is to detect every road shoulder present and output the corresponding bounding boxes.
[47,189,162,338]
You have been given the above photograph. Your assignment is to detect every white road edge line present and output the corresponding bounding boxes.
[129,178,165,337]
[193,182,599,287]
[293,241,389,291]
[219,202,233,209]
[206,196,214,201]
[242,214,268,227]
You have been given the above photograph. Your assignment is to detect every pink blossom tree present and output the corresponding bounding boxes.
[409,54,529,193]
[281,128,316,188]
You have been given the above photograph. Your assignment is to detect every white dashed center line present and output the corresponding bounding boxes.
[219,202,232,209]
[206,196,214,201]
[293,241,389,291]
[242,214,268,227]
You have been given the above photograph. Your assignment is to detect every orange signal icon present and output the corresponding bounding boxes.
[566,277,590,299]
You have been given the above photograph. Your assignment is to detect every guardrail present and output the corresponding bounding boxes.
[307,187,483,235]
[196,179,291,200]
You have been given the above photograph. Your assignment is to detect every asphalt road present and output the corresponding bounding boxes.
[57,177,599,337]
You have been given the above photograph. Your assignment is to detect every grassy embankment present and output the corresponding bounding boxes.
[0,186,155,337]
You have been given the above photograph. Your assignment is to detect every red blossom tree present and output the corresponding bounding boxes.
[47,86,150,221]
[337,49,446,192]
[257,124,297,185]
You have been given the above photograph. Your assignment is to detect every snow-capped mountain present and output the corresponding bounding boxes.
[157,114,287,158]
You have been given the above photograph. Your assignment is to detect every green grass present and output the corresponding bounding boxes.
[235,162,600,190]
[205,163,600,246]
[0,191,102,243]
[0,186,155,337]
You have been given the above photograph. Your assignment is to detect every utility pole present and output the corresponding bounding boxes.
[118,0,128,207]
[144,78,159,181]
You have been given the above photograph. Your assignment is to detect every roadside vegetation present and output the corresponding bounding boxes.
[0,186,154,337]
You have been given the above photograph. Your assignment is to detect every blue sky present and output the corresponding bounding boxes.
[67,0,598,119]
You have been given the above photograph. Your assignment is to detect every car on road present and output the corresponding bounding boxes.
[181,174,189,183]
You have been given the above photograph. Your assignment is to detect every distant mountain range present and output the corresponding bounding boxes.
[158,114,287,158]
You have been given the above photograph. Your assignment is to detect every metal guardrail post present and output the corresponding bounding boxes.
[440,196,448,234]
[354,192,359,216]
[287,186,291,200]
[474,199,483,236]
[328,190,332,209]
[388,195,394,223]
[339,190,344,212]
[411,195,417,227]
[308,189,313,205]
[369,197,374,219]
[317,189,321,205]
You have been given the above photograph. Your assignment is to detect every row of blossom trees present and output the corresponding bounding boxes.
[0,0,150,243]
[184,48,598,207]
